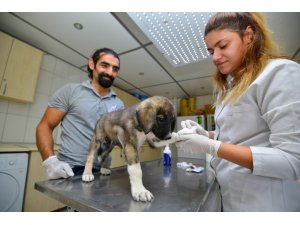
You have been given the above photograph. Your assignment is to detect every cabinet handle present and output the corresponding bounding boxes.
[2,79,7,95]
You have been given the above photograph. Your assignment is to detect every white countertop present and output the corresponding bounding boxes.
[0,143,60,153]
[0,144,29,152]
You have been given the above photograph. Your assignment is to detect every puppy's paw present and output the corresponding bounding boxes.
[82,173,94,182]
[100,168,111,176]
[131,187,154,202]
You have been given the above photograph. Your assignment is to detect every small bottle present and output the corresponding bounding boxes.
[163,145,172,166]
[163,165,171,187]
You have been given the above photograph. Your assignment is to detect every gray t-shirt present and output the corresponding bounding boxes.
[48,80,124,169]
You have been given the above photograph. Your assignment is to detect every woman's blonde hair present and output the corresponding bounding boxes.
[205,12,283,105]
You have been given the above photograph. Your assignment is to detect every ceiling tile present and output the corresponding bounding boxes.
[141,82,187,99]
[113,77,136,91]
[14,12,140,56]
[263,12,300,55]
[0,12,88,67]
[119,48,174,87]
[178,76,214,97]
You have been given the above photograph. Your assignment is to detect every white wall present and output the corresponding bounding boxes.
[0,54,88,143]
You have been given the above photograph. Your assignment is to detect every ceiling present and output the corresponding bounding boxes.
[0,12,299,100]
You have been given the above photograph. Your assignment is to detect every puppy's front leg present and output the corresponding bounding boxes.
[127,163,153,202]
[146,132,178,148]
[125,144,153,202]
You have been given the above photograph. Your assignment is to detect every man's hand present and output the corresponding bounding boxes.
[173,130,221,156]
[42,156,74,179]
[181,120,209,137]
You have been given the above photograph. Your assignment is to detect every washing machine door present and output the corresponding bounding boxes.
[0,172,20,211]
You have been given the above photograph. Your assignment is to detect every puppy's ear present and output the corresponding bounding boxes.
[136,99,156,133]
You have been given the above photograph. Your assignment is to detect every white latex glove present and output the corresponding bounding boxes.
[174,131,221,157]
[177,127,198,135]
[42,155,74,179]
[181,120,209,137]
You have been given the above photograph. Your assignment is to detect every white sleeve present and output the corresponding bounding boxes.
[251,59,300,180]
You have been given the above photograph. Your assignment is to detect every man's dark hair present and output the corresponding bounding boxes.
[87,48,120,79]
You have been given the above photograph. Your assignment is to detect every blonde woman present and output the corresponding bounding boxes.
[175,13,300,211]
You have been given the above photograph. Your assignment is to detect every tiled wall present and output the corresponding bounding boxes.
[0,54,88,144]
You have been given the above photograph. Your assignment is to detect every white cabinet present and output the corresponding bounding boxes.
[0,32,43,103]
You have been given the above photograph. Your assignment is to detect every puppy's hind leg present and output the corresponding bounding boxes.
[82,135,100,182]
[98,138,114,176]
[100,158,112,175]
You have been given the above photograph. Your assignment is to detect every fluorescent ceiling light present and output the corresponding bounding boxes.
[128,12,212,67]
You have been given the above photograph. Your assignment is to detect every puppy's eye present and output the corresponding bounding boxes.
[157,115,166,122]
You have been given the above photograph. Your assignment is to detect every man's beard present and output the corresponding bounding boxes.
[97,72,115,88]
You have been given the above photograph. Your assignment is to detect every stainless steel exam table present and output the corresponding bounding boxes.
[35,157,221,212]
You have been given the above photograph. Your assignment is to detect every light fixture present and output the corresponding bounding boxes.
[128,12,212,67]
[73,22,83,30]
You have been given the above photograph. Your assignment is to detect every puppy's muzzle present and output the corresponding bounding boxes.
[163,133,172,140]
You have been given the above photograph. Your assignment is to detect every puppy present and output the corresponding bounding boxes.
[82,96,177,202]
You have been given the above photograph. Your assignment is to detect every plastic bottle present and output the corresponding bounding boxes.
[163,145,172,166]
[163,165,171,187]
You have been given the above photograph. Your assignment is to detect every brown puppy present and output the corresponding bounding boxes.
[82,96,177,202]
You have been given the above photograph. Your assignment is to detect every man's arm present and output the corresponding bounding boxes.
[36,107,65,160]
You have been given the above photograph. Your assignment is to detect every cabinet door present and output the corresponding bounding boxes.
[0,32,13,86]
[112,86,140,107]
[23,151,63,212]
[139,144,162,162]
[0,39,43,103]
[110,144,162,169]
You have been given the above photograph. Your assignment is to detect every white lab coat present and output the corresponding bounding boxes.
[211,59,300,211]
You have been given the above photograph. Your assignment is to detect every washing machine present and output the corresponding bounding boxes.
[0,153,28,211]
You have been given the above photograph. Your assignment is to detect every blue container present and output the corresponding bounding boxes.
[163,153,171,166]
